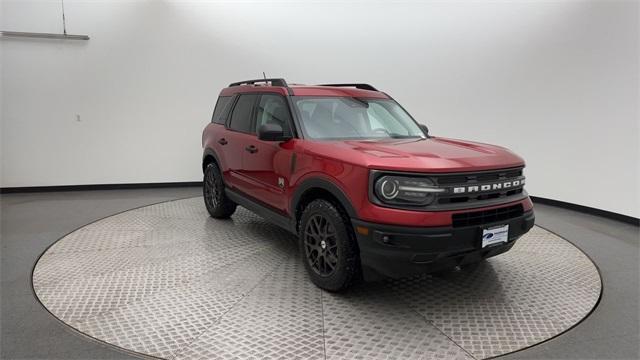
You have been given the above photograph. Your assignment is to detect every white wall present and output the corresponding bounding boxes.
[2,0,638,218]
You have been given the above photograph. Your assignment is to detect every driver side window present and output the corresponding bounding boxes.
[255,94,292,136]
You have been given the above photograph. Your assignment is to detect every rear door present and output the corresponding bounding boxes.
[222,93,259,190]
[239,93,295,212]
[205,95,233,169]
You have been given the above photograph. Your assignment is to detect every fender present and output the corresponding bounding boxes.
[290,177,358,220]
[202,147,222,173]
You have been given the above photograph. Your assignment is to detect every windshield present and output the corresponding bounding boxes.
[293,97,425,140]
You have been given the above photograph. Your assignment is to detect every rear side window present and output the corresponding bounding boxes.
[211,96,232,124]
[229,94,258,133]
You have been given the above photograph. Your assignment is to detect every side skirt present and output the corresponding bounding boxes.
[225,188,297,235]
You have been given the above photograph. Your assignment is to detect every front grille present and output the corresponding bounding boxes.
[434,167,524,206]
[452,204,524,227]
[438,188,524,205]
[436,168,523,186]
[369,167,527,211]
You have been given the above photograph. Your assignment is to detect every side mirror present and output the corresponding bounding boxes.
[258,123,291,141]
[419,124,429,137]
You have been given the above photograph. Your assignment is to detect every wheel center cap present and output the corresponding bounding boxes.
[320,240,327,249]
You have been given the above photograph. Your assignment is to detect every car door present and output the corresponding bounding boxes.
[222,93,259,191]
[239,93,295,212]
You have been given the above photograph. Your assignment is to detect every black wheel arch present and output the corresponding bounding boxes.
[291,178,358,232]
[202,148,222,173]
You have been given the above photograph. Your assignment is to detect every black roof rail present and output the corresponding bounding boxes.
[317,83,378,91]
[228,78,288,87]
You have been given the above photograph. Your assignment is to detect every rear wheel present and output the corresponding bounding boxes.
[203,162,236,218]
[299,199,360,291]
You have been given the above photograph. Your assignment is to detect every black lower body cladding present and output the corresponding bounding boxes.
[352,210,535,279]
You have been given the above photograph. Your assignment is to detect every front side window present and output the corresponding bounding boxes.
[255,94,292,136]
[294,97,424,140]
[229,94,258,133]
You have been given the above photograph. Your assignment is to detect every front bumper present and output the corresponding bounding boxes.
[351,210,535,280]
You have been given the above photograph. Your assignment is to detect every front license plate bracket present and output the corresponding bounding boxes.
[482,224,509,248]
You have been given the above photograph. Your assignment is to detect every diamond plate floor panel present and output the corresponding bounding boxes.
[322,281,473,360]
[33,197,601,359]
[175,256,325,360]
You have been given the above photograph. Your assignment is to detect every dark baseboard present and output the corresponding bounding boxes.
[0,182,203,194]
[530,196,639,227]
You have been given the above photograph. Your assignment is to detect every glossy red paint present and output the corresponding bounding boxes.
[202,83,532,228]
[219,85,288,97]
[290,85,389,98]
[298,137,525,173]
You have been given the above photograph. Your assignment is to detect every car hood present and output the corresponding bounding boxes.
[303,137,525,173]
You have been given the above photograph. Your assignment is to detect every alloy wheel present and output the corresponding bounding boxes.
[204,167,219,208]
[304,214,339,276]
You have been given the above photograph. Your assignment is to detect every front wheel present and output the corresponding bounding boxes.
[299,199,360,292]
[203,162,236,218]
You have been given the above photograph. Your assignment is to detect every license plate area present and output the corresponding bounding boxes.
[482,224,509,248]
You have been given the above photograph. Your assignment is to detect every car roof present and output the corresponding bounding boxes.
[219,83,390,99]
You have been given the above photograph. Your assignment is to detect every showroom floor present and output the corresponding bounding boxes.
[1,187,638,359]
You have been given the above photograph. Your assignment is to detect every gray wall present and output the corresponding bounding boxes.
[2,0,638,217]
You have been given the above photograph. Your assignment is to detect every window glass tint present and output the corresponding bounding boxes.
[211,96,232,124]
[229,94,258,133]
[255,94,292,135]
[294,97,423,140]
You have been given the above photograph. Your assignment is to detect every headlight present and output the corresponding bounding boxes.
[374,175,444,206]
[378,178,400,200]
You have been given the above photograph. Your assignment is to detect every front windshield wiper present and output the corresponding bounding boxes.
[387,133,422,139]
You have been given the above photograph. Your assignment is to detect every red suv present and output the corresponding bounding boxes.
[202,78,534,291]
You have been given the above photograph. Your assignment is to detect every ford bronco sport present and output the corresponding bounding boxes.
[202,78,534,291]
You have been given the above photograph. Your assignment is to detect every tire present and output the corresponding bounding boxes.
[299,199,360,292]
[203,162,236,219]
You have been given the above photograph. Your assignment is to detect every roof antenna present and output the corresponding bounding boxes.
[61,0,67,35]
[263,72,267,84]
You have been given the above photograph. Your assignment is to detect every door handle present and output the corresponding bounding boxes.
[245,145,258,154]
[218,138,228,145]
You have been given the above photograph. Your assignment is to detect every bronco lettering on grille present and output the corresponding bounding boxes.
[452,179,525,194]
